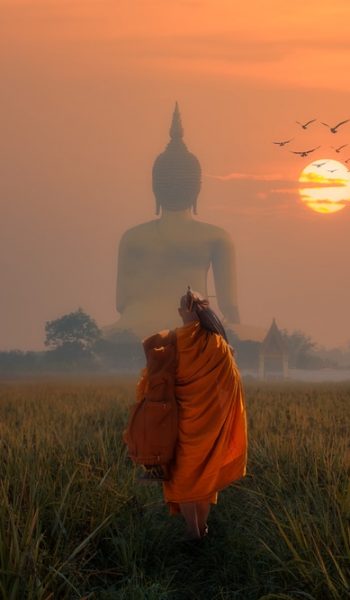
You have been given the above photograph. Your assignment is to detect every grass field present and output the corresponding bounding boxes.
[0,377,349,599]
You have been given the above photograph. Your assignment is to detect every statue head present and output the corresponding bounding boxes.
[152,103,202,215]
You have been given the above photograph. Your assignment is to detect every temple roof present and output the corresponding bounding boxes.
[261,318,287,354]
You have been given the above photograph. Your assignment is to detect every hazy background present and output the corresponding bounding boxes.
[1,0,350,351]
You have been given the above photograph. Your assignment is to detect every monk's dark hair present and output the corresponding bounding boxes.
[184,287,228,343]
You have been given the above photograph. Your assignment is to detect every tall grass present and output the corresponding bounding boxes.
[0,378,348,599]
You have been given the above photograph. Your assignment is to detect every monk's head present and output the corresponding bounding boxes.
[178,287,208,324]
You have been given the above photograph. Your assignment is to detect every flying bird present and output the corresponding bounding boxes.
[331,144,348,153]
[321,119,350,133]
[313,161,327,168]
[296,119,316,129]
[327,169,338,173]
[290,146,321,157]
[272,138,294,146]
[344,158,350,164]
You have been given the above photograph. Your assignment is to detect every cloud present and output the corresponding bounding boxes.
[203,170,350,218]
[202,171,299,218]
[206,172,287,182]
[206,171,350,189]
[121,36,291,64]
[300,171,350,186]
[111,33,350,68]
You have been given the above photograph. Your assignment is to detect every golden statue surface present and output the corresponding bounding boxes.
[104,103,263,341]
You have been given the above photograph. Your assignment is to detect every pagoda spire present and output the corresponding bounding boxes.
[169,101,184,141]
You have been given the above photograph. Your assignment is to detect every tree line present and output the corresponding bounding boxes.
[0,308,346,376]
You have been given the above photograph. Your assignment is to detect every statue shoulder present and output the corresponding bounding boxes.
[119,220,158,247]
[193,220,235,245]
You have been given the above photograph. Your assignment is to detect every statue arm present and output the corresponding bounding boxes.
[116,233,131,314]
[212,233,240,324]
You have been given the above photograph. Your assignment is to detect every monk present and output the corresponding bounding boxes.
[136,287,248,540]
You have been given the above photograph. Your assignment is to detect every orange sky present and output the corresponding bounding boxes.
[1,0,350,350]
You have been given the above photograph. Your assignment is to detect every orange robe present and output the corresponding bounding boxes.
[162,320,247,514]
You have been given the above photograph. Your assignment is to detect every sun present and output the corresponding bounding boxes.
[298,159,350,214]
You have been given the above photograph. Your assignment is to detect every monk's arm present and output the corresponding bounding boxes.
[212,233,240,324]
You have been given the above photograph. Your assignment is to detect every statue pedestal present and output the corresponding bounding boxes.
[225,323,267,343]
[102,316,267,344]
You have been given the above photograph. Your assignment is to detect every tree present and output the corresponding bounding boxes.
[44,308,101,357]
[281,329,317,368]
[0,350,45,375]
[94,329,144,371]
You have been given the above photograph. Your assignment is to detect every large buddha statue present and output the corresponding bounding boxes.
[104,103,242,339]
